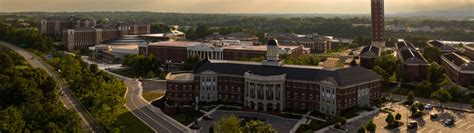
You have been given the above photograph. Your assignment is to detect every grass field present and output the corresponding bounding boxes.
[114,110,154,133]
[142,92,165,102]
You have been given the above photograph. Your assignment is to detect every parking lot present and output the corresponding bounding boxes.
[350,103,474,133]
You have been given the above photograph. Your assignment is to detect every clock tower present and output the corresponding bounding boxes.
[262,39,284,66]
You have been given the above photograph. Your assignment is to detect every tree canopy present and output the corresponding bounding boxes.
[0,47,82,132]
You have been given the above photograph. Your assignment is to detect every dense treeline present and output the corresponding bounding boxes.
[0,24,54,52]
[4,12,473,41]
[123,54,162,78]
[49,54,127,131]
[0,47,83,132]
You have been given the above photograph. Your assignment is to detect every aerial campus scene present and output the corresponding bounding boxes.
[0,0,474,133]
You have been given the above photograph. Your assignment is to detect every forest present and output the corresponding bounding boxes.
[0,47,83,132]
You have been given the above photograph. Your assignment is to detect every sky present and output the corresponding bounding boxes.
[0,0,473,14]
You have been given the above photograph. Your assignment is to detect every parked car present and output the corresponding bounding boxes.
[203,115,213,120]
[430,113,438,119]
[407,121,418,129]
[424,104,433,110]
[445,119,454,125]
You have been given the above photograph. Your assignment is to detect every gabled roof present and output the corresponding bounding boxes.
[397,41,428,65]
[360,45,380,57]
[442,52,474,71]
[429,40,456,52]
[193,59,381,87]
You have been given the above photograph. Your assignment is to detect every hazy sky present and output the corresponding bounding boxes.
[0,0,473,14]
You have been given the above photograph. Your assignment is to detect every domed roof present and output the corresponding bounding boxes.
[267,39,279,46]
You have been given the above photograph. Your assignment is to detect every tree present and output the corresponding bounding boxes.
[407,91,415,105]
[181,56,201,71]
[350,59,358,66]
[214,114,241,133]
[340,117,347,125]
[410,104,418,115]
[416,102,425,111]
[357,126,366,133]
[431,89,452,109]
[448,86,464,109]
[395,113,402,121]
[365,120,376,132]
[427,63,446,89]
[375,54,401,79]
[471,99,474,108]
[416,80,431,92]
[385,113,395,127]
[423,47,441,63]
[242,120,275,133]
[373,66,390,82]
[89,64,99,74]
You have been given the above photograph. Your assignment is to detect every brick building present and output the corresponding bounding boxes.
[441,52,474,87]
[463,44,474,60]
[144,41,304,63]
[164,39,382,116]
[371,0,385,48]
[63,28,121,50]
[39,18,96,36]
[395,40,429,82]
[359,45,380,69]
[428,40,457,53]
[266,33,332,54]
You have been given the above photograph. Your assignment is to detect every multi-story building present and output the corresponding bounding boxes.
[39,18,96,36]
[371,0,385,48]
[164,39,382,116]
[359,45,380,69]
[463,44,474,60]
[205,32,259,44]
[428,40,457,53]
[441,52,474,87]
[266,33,332,54]
[117,22,151,35]
[63,28,121,50]
[144,41,304,63]
[395,40,429,82]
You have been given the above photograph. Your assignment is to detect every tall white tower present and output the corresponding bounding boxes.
[262,39,284,66]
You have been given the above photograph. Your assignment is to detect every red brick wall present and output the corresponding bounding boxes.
[217,76,245,104]
[285,82,320,111]
[148,46,188,62]
[404,64,428,82]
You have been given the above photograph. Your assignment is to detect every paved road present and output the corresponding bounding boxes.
[0,41,103,132]
[81,57,190,133]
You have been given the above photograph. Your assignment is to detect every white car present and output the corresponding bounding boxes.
[424,104,433,110]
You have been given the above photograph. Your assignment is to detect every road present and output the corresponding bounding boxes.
[0,41,104,132]
[387,93,473,112]
[81,57,190,133]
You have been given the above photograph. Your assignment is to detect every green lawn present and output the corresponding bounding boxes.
[142,92,165,102]
[114,110,154,133]
[112,68,142,78]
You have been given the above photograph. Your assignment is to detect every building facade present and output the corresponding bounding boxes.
[164,39,382,116]
[441,52,474,87]
[144,41,304,63]
[39,19,96,36]
[360,45,380,69]
[63,28,122,50]
[395,40,429,82]
[371,0,385,48]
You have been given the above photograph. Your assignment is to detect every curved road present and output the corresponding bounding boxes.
[81,57,190,133]
[0,41,104,132]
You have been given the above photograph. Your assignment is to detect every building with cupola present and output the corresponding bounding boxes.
[164,39,382,116]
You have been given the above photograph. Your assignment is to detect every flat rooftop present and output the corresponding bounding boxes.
[222,45,300,51]
[149,41,199,47]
